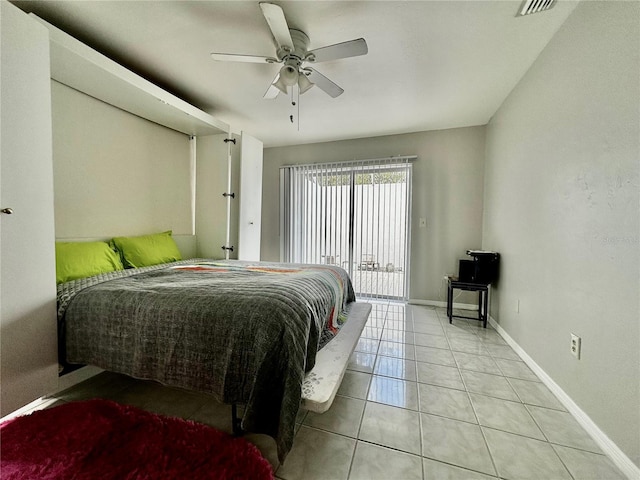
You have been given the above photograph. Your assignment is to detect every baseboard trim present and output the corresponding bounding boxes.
[488,316,639,480]
[408,299,477,310]
[0,396,60,423]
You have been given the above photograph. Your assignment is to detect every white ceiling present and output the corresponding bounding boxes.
[12,1,577,147]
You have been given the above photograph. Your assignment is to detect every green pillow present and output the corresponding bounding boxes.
[110,231,182,268]
[55,241,124,284]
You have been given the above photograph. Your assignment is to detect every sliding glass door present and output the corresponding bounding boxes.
[280,157,412,300]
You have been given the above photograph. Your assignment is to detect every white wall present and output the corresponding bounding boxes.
[483,0,639,468]
[51,81,192,238]
[262,126,486,302]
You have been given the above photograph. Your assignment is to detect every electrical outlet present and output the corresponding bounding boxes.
[570,333,581,359]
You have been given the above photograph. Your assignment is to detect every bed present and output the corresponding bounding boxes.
[56,242,369,463]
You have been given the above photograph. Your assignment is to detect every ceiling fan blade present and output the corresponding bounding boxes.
[307,38,368,63]
[306,68,344,98]
[263,72,281,99]
[259,2,294,51]
[211,53,276,64]
[264,84,280,99]
[262,84,280,100]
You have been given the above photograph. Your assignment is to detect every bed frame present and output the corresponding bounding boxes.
[300,302,371,412]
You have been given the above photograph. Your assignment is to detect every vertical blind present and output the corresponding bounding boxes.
[280,156,413,300]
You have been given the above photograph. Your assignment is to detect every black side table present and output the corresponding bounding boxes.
[446,278,490,328]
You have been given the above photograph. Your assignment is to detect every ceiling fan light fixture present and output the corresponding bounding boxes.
[298,73,314,94]
[273,76,288,94]
[279,64,298,86]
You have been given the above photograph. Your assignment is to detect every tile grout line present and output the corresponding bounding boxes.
[455,334,501,479]
[345,300,389,480]
[414,336,427,480]
[408,303,423,476]
[520,402,578,480]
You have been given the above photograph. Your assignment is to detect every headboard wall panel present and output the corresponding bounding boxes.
[51,80,192,238]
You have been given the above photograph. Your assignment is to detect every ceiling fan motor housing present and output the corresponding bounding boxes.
[277,29,312,66]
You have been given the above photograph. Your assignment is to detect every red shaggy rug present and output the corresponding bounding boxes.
[0,399,273,480]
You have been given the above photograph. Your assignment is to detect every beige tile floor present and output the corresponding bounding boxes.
[44,303,627,480]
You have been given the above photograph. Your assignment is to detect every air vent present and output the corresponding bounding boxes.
[517,0,557,16]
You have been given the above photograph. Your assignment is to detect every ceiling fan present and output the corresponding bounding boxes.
[211,2,368,99]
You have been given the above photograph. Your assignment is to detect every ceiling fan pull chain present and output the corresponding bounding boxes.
[297,86,301,132]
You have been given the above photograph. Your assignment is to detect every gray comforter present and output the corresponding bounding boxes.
[57,259,356,462]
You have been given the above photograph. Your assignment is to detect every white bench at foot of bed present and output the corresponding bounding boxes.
[301,302,372,413]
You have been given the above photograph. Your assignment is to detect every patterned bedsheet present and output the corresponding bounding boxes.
[57,259,356,462]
